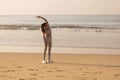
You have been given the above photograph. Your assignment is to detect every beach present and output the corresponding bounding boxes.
[0,46,120,54]
[0,15,120,80]
[0,53,120,80]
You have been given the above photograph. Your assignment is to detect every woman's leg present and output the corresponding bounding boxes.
[48,36,52,61]
[43,38,47,61]
[48,42,52,61]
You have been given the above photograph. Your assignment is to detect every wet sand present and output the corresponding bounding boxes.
[0,53,120,80]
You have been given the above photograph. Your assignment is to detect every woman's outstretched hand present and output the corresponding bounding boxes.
[36,16,42,18]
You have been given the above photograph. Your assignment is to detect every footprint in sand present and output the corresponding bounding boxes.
[27,69,39,71]
[0,75,16,79]
[12,63,24,68]
[27,69,34,71]
[19,79,25,80]
[19,78,37,80]
[30,73,37,76]
[93,71,103,74]
[115,74,120,78]
[47,70,52,72]
[17,66,23,68]
[56,70,63,72]
[79,68,83,70]
[39,76,44,78]
[55,75,64,78]
[79,77,89,80]
[3,70,15,73]
[28,78,37,80]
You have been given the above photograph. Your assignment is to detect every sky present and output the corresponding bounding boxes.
[0,0,120,15]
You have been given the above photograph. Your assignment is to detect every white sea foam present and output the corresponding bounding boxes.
[0,29,120,49]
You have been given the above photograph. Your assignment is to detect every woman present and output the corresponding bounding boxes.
[36,16,53,63]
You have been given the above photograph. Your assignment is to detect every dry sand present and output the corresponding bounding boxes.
[0,53,120,80]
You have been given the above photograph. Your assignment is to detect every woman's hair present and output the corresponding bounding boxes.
[41,23,46,33]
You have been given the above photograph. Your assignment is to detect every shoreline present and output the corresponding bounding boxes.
[0,46,120,54]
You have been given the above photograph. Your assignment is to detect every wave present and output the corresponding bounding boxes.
[0,24,120,30]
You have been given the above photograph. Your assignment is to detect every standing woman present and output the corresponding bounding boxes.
[36,16,53,63]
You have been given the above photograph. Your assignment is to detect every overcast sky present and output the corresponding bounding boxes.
[0,0,120,15]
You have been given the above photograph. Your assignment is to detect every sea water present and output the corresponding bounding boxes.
[0,15,120,52]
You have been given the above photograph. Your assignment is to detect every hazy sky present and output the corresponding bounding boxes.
[0,0,120,15]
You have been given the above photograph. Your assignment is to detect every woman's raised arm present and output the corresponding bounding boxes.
[36,16,49,25]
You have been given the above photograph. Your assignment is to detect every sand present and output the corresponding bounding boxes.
[0,53,120,80]
[0,46,120,54]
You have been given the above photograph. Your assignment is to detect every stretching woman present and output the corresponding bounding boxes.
[36,16,53,63]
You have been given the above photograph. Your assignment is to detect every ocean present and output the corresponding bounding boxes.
[0,15,120,51]
[0,15,120,28]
